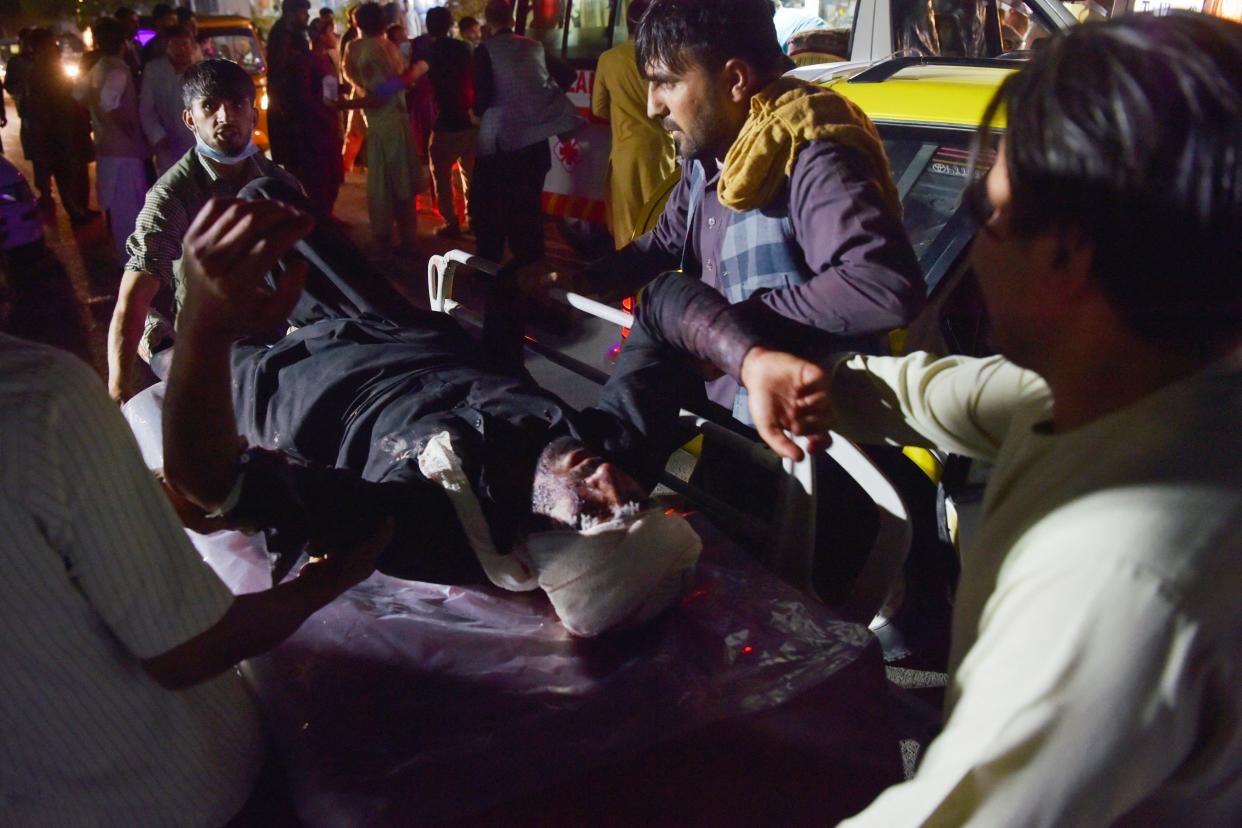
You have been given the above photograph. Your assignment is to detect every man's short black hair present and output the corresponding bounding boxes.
[458,15,478,30]
[426,6,453,37]
[181,57,257,109]
[320,6,335,17]
[93,16,126,53]
[484,0,514,28]
[635,0,785,78]
[355,2,386,35]
[176,7,196,23]
[284,0,312,13]
[626,0,650,30]
[113,7,136,19]
[152,3,175,19]
[977,13,1242,343]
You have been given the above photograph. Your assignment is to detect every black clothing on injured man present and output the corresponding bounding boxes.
[224,178,769,583]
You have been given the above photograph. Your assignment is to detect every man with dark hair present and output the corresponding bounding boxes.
[834,13,1242,823]
[176,5,199,38]
[107,59,302,403]
[425,4,476,238]
[458,15,481,47]
[532,0,922,428]
[77,15,149,257]
[113,7,144,78]
[142,2,180,63]
[140,24,199,174]
[592,0,675,248]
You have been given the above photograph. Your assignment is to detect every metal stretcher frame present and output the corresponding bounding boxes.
[427,250,913,624]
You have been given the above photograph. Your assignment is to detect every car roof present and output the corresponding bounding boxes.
[822,62,1015,130]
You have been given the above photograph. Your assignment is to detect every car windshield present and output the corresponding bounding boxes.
[198,27,265,74]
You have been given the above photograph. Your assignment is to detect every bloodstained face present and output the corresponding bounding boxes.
[530,437,648,530]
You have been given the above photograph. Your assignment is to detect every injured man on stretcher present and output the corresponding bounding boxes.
[160,184,832,637]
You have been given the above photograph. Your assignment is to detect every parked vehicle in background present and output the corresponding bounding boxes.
[195,15,271,151]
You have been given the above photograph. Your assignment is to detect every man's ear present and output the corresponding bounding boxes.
[182,108,196,134]
[720,57,760,104]
[1049,229,1094,301]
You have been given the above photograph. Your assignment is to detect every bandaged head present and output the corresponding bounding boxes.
[520,508,703,637]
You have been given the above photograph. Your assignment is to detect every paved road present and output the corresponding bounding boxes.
[1,96,621,408]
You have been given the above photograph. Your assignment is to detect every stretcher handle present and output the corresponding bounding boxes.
[427,250,634,327]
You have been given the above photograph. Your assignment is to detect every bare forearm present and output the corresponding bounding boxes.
[163,303,243,511]
[107,270,160,401]
[142,572,342,690]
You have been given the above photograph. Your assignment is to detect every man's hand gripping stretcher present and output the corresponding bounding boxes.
[158,196,835,636]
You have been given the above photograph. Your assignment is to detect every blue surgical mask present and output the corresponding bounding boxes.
[195,134,261,166]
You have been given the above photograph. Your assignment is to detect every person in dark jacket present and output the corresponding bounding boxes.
[25,29,96,225]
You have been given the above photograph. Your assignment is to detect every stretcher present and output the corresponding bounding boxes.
[118,261,911,824]
[427,249,913,626]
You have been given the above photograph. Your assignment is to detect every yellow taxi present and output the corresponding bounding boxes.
[195,15,271,151]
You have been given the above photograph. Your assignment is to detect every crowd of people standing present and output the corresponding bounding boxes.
[1,1,537,264]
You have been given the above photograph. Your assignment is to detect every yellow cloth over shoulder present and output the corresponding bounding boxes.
[719,76,902,217]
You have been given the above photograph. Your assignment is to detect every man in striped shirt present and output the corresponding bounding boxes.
[0,312,390,821]
[107,58,301,403]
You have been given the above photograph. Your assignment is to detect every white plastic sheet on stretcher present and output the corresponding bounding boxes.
[119,279,908,825]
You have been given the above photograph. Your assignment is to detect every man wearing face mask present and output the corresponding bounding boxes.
[107,59,303,404]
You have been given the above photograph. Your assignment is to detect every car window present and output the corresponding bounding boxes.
[879,127,997,293]
[892,0,990,58]
[998,0,1054,50]
[198,27,265,74]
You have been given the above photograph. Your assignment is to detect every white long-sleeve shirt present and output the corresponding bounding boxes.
[835,351,1242,826]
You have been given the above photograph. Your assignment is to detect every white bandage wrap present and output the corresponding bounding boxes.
[417,431,539,591]
[418,431,702,636]
[520,510,703,638]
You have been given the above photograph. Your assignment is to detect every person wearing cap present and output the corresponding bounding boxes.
[160,180,829,637]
